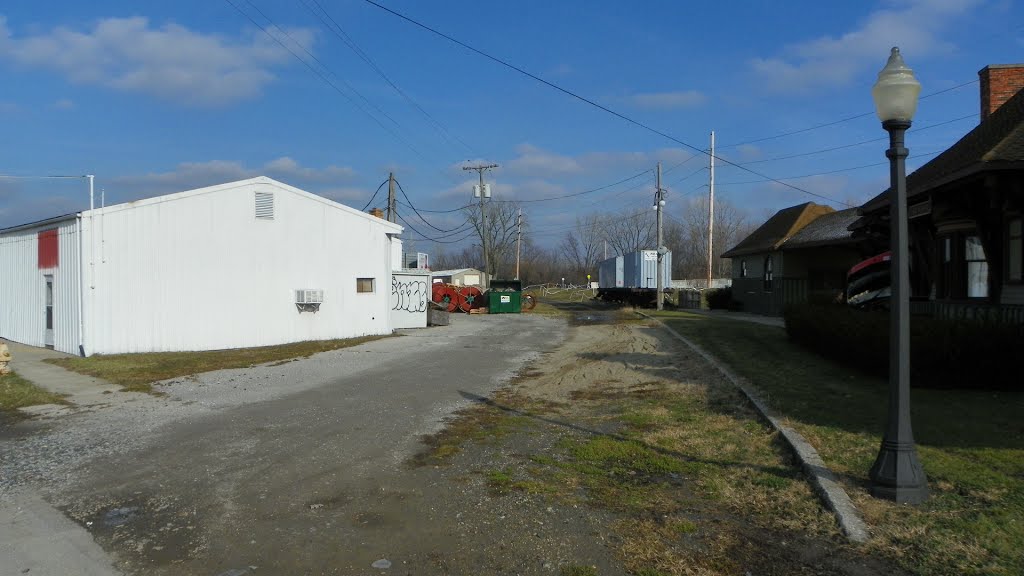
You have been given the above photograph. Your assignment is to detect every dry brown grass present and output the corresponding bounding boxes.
[46,335,390,394]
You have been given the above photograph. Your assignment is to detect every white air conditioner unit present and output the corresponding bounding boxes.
[295,289,323,312]
[296,289,323,304]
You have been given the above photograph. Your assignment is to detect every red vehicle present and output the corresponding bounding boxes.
[846,251,891,309]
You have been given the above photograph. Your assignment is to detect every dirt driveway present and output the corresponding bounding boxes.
[3,310,903,575]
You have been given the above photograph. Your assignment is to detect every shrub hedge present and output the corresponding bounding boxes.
[705,287,734,310]
[783,302,1024,390]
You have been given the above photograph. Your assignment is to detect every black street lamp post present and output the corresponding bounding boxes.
[868,47,929,504]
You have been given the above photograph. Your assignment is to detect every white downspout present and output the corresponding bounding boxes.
[76,214,86,357]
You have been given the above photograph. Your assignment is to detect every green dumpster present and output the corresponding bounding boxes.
[487,280,522,314]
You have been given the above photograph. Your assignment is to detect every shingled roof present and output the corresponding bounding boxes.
[781,207,861,249]
[721,202,834,258]
[860,84,1024,214]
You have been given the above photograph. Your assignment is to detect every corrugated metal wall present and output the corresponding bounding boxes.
[0,218,81,354]
[83,178,401,354]
[622,251,672,289]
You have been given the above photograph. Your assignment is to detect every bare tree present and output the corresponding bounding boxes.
[464,200,523,280]
[602,210,656,255]
[559,213,604,278]
[518,237,565,285]
[668,196,753,282]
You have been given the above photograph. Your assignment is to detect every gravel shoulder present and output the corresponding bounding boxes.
[2,311,906,575]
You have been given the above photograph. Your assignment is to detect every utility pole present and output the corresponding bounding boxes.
[515,207,522,281]
[463,163,498,287]
[655,162,665,311]
[708,131,715,290]
[386,172,396,223]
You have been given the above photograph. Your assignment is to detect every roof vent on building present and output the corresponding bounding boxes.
[255,191,275,220]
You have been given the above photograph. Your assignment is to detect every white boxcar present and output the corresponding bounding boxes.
[623,250,673,289]
[597,256,624,288]
[0,177,403,356]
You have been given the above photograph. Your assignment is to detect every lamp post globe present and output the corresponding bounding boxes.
[868,47,928,504]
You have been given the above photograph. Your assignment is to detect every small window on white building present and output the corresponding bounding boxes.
[357,278,375,293]
[255,191,274,220]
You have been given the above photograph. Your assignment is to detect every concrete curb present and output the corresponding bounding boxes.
[639,313,870,544]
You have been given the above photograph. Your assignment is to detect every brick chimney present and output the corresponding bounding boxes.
[979,64,1024,121]
[369,207,384,219]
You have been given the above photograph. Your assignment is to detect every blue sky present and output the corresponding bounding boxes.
[1,0,1022,250]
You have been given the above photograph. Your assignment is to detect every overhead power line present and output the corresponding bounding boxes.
[491,169,652,204]
[361,178,391,211]
[224,0,443,167]
[360,0,851,207]
[299,0,476,155]
[718,79,980,149]
[734,113,975,166]
[393,178,470,233]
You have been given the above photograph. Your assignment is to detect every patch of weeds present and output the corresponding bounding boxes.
[751,473,792,490]
[529,454,559,466]
[620,409,668,432]
[670,519,698,534]
[569,436,687,476]
[410,401,534,467]
[0,371,68,411]
[486,469,514,495]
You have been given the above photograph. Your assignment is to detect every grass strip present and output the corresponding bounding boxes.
[653,310,1024,576]
[0,370,67,411]
[45,335,389,394]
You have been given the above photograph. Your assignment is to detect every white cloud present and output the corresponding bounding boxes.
[0,16,313,106]
[506,144,582,177]
[628,90,706,109]
[749,0,979,93]
[53,98,75,110]
[111,157,357,198]
[263,156,355,182]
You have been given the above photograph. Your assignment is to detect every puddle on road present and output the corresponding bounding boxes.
[570,312,615,326]
[103,506,138,527]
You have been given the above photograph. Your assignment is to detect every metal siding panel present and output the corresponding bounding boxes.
[0,219,80,354]
[88,181,394,354]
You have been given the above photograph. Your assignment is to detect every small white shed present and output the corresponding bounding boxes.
[431,268,488,289]
[0,177,403,356]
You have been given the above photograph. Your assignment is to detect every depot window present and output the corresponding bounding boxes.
[1008,217,1022,283]
[356,278,375,293]
[938,231,989,299]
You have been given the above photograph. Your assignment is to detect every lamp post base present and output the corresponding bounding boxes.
[869,439,928,504]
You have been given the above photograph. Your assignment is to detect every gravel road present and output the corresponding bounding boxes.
[1,313,590,575]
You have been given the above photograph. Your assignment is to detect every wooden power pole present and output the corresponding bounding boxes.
[387,172,396,223]
[708,132,715,290]
[656,162,665,311]
[463,163,498,286]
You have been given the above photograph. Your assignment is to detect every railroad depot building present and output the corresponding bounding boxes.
[0,177,403,356]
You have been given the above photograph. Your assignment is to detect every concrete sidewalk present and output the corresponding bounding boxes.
[1,339,136,417]
[1,489,122,576]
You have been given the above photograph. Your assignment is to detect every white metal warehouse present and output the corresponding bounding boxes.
[0,176,403,356]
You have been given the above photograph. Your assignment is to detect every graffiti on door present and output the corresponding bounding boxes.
[391,276,428,313]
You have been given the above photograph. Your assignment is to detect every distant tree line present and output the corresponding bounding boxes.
[430,197,756,286]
